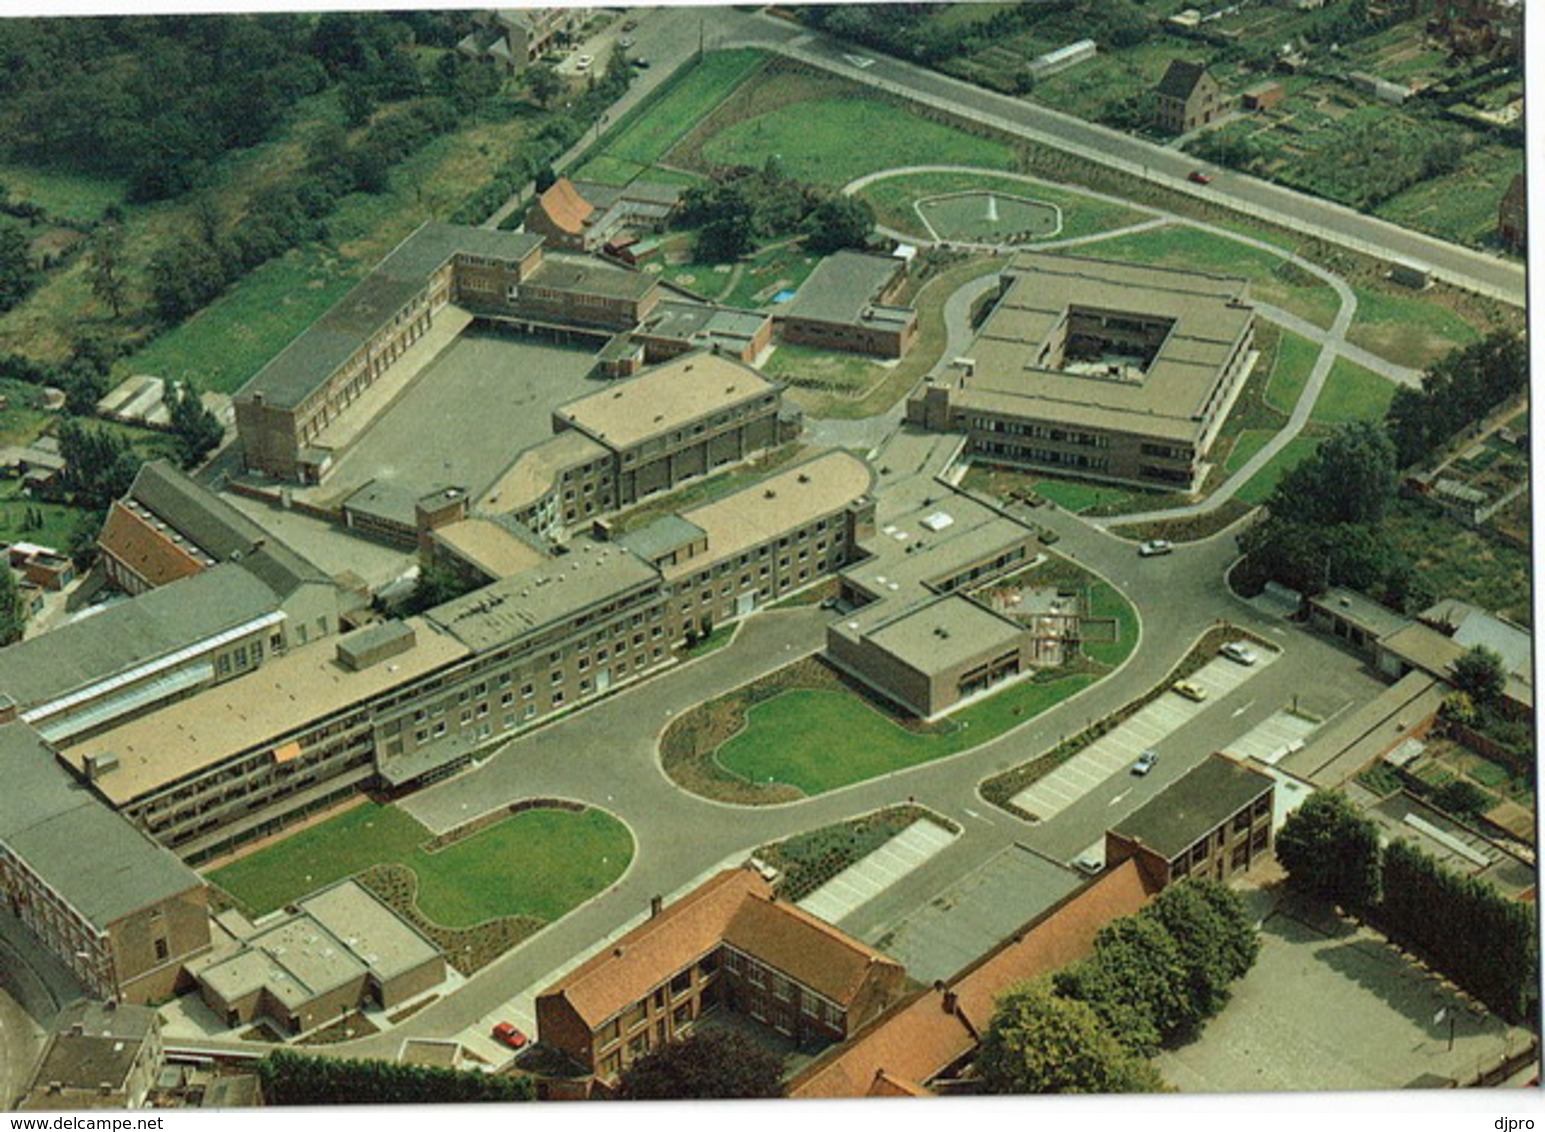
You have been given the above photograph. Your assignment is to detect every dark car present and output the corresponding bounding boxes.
[1188,170,1213,185]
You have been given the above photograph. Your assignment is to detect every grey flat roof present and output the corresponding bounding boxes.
[0,565,282,713]
[526,253,657,302]
[236,223,543,411]
[1313,587,1413,640]
[637,301,768,346]
[620,514,706,563]
[861,594,1026,676]
[427,537,660,652]
[0,722,203,929]
[1111,754,1274,860]
[779,251,905,327]
[300,881,441,982]
[556,352,776,450]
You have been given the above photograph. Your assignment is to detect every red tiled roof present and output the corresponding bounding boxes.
[951,857,1161,1033]
[538,178,595,237]
[869,1070,932,1097]
[98,501,204,589]
[723,892,903,1007]
[789,989,973,1099]
[540,869,766,1028]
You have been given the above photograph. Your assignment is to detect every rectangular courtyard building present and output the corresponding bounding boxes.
[909,252,1256,492]
[1105,753,1274,887]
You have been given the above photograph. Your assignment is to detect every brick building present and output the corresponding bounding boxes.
[1105,753,1275,886]
[773,251,917,358]
[535,868,907,1093]
[1155,60,1225,134]
[1498,172,1526,253]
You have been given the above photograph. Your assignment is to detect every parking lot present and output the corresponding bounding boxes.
[1156,881,1535,1092]
[1010,646,1279,821]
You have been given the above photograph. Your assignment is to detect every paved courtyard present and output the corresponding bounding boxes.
[1155,882,1535,1092]
[310,329,604,506]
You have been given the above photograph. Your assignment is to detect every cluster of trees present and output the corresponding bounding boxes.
[1385,331,1527,468]
[0,221,38,314]
[979,878,1258,1093]
[257,1050,533,1105]
[679,161,874,262]
[0,13,474,206]
[0,565,23,646]
[616,1029,785,1100]
[1290,115,1467,213]
[1276,792,1537,1020]
[1238,420,1425,605]
[56,419,141,510]
[1440,644,1530,779]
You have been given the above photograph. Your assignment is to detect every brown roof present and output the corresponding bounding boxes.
[98,500,205,588]
[789,989,973,1099]
[539,869,769,1028]
[952,857,1160,1033]
[538,178,595,238]
[722,892,903,1007]
[869,1070,932,1097]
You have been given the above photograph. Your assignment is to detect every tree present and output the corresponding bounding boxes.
[1450,644,1506,704]
[56,418,141,509]
[1145,879,1259,1023]
[146,237,229,322]
[0,221,38,313]
[616,1028,785,1100]
[803,195,876,255]
[533,165,558,194]
[1274,791,1383,912]
[977,980,1164,1095]
[259,1050,532,1105]
[1268,421,1397,529]
[168,382,224,468]
[526,63,562,109]
[88,222,128,317]
[0,561,25,646]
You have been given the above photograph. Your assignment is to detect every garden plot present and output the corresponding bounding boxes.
[1010,652,1278,821]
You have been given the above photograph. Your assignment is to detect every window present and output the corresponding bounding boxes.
[748,963,765,988]
[624,1002,647,1030]
[154,938,169,961]
[600,1019,621,1047]
[724,950,744,974]
[670,969,692,997]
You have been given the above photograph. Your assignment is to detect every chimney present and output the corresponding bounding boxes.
[649,895,663,918]
[942,990,958,1016]
[613,946,625,959]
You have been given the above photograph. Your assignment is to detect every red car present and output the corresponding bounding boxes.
[1188,170,1214,185]
[491,1022,528,1050]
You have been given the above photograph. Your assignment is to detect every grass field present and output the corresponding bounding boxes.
[1031,478,1135,514]
[855,170,1150,243]
[1079,224,1340,329]
[0,163,126,223]
[1384,496,1531,626]
[209,802,633,925]
[575,49,766,185]
[1263,330,1321,414]
[1347,285,1481,370]
[1084,581,1139,668]
[695,97,1015,188]
[1374,143,1525,251]
[1234,436,1322,505]
[715,673,1097,796]
[1311,358,1397,425]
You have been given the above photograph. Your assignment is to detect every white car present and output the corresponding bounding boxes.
[575,54,594,72]
[1221,641,1259,666]
[1138,539,1173,557]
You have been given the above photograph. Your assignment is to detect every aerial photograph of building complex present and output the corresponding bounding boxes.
[0,0,1534,1115]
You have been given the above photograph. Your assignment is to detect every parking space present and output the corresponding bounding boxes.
[1010,648,1278,821]
[797,819,958,928]
[1223,709,1320,766]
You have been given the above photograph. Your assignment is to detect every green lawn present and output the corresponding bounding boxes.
[716,674,1096,796]
[855,170,1150,244]
[1311,358,1397,425]
[1347,285,1481,370]
[1234,436,1322,505]
[1375,143,1525,251]
[697,99,1015,188]
[1084,581,1139,668]
[1224,428,1276,477]
[208,802,633,925]
[588,49,766,175]
[1032,478,1135,514]
[1263,330,1320,414]
[1078,224,1340,329]
[0,163,126,223]
[118,245,362,395]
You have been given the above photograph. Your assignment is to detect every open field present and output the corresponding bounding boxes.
[208,801,633,926]
[1233,436,1321,506]
[678,70,1015,188]
[574,48,766,185]
[0,163,126,223]
[1262,330,1320,414]
[854,170,1149,244]
[1374,142,1524,250]
[1347,285,1480,370]
[1384,496,1531,626]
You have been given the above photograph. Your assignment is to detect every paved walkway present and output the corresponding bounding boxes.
[1010,650,1279,821]
[796,818,958,927]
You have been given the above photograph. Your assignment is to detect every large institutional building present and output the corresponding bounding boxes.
[909,252,1257,492]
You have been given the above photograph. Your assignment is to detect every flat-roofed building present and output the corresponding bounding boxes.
[192,881,444,1035]
[428,517,548,584]
[554,352,783,505]
[630,300,772,366]
[910,252,1256,492]
[623,451,875,627]
[536,868,906,1094]
[507,253,661,332]
[773,251,917,358]
[1105,753,1275,887]
[477,431,613,540]
[62,618,471,857]
[235,224,545,483]
[0,722,210,1004]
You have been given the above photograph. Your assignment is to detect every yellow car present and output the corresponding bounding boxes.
[1172,680,1208,703]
